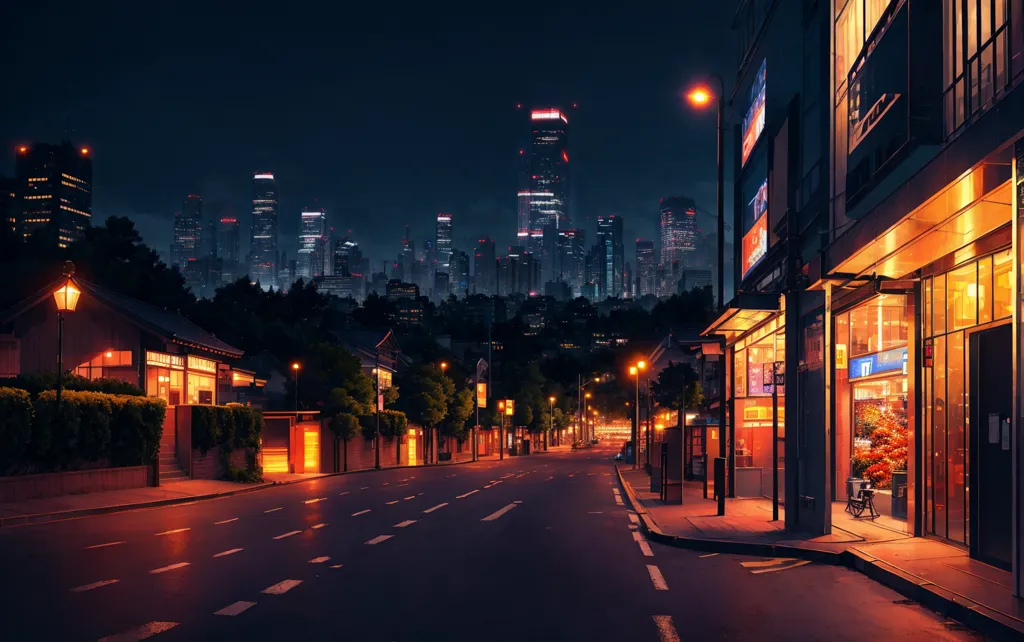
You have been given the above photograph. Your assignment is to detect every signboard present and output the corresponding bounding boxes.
[476,383,487,409]
[835,344,848,369]
[773,361,785,385]
[741,59,766,167]
[377,393,384,412]
[504,399,515,416]
[923,339,933,368]
[741,208,768,279]
[849,346,908,380]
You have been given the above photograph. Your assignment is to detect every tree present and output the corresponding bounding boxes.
[396,367,448,463]
[442,388,475,443]
[651,362,703,428]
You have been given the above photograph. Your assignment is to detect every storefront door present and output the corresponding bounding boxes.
[970,324,1012,569]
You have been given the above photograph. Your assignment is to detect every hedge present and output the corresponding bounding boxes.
[26,390,166,473]
[328,413,360,441]
[9,372,145,397]
[0,388,33,473]
[190,405,263,455]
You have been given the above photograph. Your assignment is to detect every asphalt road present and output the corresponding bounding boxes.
[0,445,983,641]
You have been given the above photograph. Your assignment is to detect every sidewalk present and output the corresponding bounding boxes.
[0,479,271,528]
[618,467,1024,641]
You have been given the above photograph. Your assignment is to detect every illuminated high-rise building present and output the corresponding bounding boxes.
[217,213,242,285]
[171,194,203,271]
[557,228,585,295]
[597,215,624,297]
[297,206,327,280]
[474,236,497,295]
[636,239,656,297]
[0,176,16,236]
[450,249,470,299]
[250,172,279,289]
[659,196,698,271]
[16,141,92,247]
[526,108,569,281]
[436,213,453,272]
[333,237,363,277]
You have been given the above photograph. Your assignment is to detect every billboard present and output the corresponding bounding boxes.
[741,178,768,279]
[741,59,766,167]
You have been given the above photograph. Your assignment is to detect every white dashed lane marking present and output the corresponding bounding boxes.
[394,520,417,528]
[150,562,190,574]
[262,579,302,595]
[647,565,669,590]
[154,528,189,536]
[84,541,124,550]
[632,531,654,556]
[308,556,330,564]
[404,495,415,500]
[70,579,119,593]
[365,535,393,545]
[351,509,372,516]
[312,523,328,529]
[423,503,448,514]
[339,491,350,496]
[98,621,178,641]
[214,518,238,525]
[699,553,719,558]
[215,601,255,617]
[653,615,681,642]
[456,490,479,499]
[303,497,326,504]
[273,530,301,540]
[264,507,282,514]
[482,503,519,522]
[212,548,243,558]
[386,500,399,505]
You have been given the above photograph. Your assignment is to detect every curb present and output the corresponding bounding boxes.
[0,456,489,530]
[614,466,1024,642]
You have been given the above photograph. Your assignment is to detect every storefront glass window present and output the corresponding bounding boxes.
[947,263,977,330]
[147,368,183,406]
[978,256,993,324]
[924,277,932,337]
[947,331,967,544]
[187,372,217,405]
[932,335,948,538]
[734,348,746,398]
[993,249,1012,319]
[934,274,947,335]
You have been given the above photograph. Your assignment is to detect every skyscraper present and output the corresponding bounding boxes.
[16,142,92,246]
[584,243,606,299]
[217,214,242,285]
[557,228,585,295]
[636,239,656,297]
[250,173,279,289]
[297,207,327,280]
[526,108,569,280]
[334,237,363,276]
[659,196,698,271]
[435,213,453,273]
[474,236,497,295]
[450,249,470,299]
[171,194,203,271]
[1,176,16,236]
[597,215,624,297]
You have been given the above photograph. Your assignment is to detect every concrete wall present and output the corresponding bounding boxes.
[190,447,254,480]
[0,466,150,502]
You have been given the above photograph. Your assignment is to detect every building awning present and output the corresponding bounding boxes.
[700,293,780,343]
[833,162,1011,279]
[699,342,723,355]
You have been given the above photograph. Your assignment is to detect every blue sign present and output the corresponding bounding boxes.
[849,346,907,380]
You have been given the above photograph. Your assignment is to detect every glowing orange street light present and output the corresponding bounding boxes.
[291,362,301,411]
[18,146,27,154]
[80,147,89,155]
[52,261,80,418]
[440,361,448,372]
[637,360,646,371]
[629,366,638,376]
[686,86,713,107]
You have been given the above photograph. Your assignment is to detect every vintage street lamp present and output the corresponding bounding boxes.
[548,396,555,450]
[291,362,300,411]
[52,262,81,416]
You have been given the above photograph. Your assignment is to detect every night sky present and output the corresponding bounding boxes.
[1,2,735,269]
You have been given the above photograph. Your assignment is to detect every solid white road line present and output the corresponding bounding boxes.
[308,556,330,564]
[84,541,124,550]
[212,548,243,558]
[653,615,681,642]
[273,530,301,540]
[699,553,719,558]
[98,621,178,641]
[304,497,326,504]
[386,500,399,505]
[482,503,518,522]
[312,522,328,529]
[150,562,190,574]
[215,601,255,617]
[262,579,302,595]
[423,503,448,514]
[154,528,189,536]
[264,507,282,513]
[365,535,393,545]
[404,495,415,500]
[456,490,479,499]
[70,579,119,593]
[647,565,669,590]
[352,509,371,516]
[215,518,238,525]
[394,520,417,528]
[633,531,654,556]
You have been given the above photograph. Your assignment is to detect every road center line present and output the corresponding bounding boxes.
[308,556,330,563]
[652,615,681,642]
[647,565,669,590]
[699,552,719,558]
[215,601,255,617]
[482,503,518,521]
[423,502,448,513]
[360,486,370,490]
[84,541,124,550]
[212,548,243,558]
[312,522,328,529]
[273,530,301,540]
[150,562,190,574]
[365,534,393,545]
[628,513,639,524]
[352,509,371,516]
[386,500,399,505]
[382,482,390,486]
[154,528,189,536]
[456,490,479,499]
[262,579,302,595]
[545,476,554,481]
[330,564,343,569]
[98,621,178,641]
[215,518,238,525]
[304,497,326,504]
[633,531,654,556]
[404,495,415,500]
[70,579,119,593]
[394,520,417,528]
[587,511,603,514]
[264,507,282,513]
[339,491,350,496]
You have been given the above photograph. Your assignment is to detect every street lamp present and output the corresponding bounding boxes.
[548,396,555,451]
[52,262,80,417]
[630,362,646,470]
[291,362,300,411]
[440,361,448,373]
[686,74,726,311]
[498,400,506,461]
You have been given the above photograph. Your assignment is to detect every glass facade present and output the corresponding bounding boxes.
[921,250,1012,544]
[145,350,219,406]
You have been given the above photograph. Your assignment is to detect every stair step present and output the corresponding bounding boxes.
[160,470,188,481]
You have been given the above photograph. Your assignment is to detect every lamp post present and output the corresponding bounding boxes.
[373,361,381,471]
[547,396,554,451]
[630,360,646,469]
[686,75,726,311]
[291,362,300,411]
[576,375,601,448]
[52,262,81,418]
[498,400,505,461]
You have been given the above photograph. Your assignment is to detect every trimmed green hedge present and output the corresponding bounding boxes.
[0,388,33,473]
[190,405,263,455]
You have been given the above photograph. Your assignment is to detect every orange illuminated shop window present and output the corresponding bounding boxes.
[74,350,133,380]
[303,427,320,473]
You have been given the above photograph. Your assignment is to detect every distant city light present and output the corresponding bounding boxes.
[254,173,275,180]
[531,109,567,123]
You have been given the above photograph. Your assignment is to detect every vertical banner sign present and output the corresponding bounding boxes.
[378,394,384,411]
[762,365,774,395]
[774,361,785,385]
[476,383,487,409]
[505,400,515,416]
